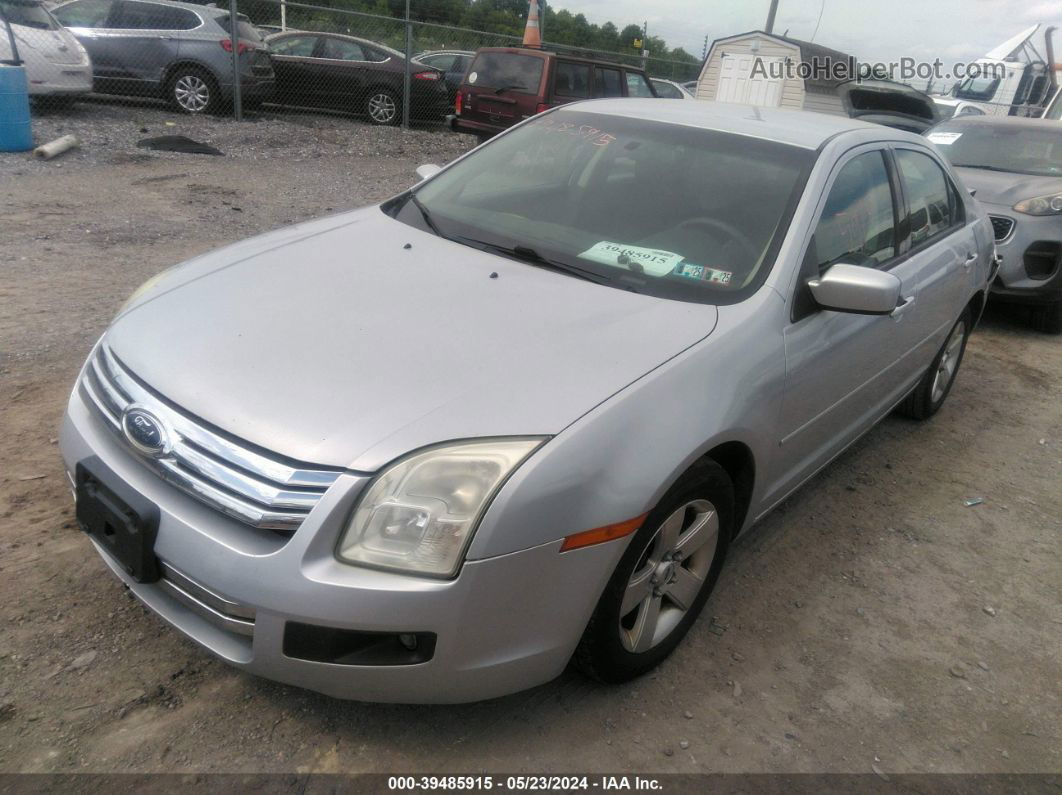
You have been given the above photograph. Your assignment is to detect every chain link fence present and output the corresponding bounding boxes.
[6,0,701,127]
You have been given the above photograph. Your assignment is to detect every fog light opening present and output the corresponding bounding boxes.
[398,633,418,651]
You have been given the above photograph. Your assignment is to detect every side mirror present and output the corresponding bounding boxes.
[807,263,902,315]
[415,163,442,182]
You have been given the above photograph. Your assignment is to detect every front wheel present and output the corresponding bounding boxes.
[167,67,219,114]
[574,459,733,683]
[365,88,400,125]
[897,308,971,420]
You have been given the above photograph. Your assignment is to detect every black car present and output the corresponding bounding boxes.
[414,49,473,105]
[265,31,450,125]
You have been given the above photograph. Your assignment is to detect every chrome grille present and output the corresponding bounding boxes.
[81,344,342,533]
[989,215,1015,242]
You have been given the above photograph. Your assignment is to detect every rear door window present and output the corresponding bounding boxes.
[321,38,365,61]
[895,150,961,246]
[626,72,655,97]
[269,35,318,57]
[466,52,544,93]
[421,53,455,71]
[53,0,116,28]
[553,61,591,98]
[594,67,622,97]
[113,1,197,30]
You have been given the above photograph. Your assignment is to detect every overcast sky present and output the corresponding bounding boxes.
[557,0,1062,66]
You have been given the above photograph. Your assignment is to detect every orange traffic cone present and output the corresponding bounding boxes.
[523,0,542,48]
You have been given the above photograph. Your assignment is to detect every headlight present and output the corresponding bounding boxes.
[1013,193,1062,216]
[116,271,170,316]
[336,438,544,577]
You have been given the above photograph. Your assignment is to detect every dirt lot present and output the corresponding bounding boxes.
[1,102,1060,776]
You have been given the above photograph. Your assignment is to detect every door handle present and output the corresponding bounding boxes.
[891,295,915,318]
[963,252,977,268]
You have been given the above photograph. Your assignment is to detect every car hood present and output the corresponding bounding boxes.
[107,208,718,471]
[954,167,1062,208]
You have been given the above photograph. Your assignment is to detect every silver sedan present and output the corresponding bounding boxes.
[60,100,994,703]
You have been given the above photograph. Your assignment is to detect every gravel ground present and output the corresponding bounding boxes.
[1,100,1060,777]
[2,99,469,176]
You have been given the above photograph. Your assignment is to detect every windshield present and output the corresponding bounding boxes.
[928,122,1062,177]
[953,73,1000,102]
[0,0,58,30]
[397,110,813,304]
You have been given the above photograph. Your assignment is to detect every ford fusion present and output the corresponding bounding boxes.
[61,100,992,703]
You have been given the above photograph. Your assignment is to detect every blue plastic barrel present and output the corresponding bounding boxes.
[0,65,33,153]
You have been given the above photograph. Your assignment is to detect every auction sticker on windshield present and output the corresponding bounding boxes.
[579,242,684,276]
[927,132,962,146]
[676,263,733,284]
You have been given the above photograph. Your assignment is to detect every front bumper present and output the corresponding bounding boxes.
[59,384,624,703]
[985,207,1062,305]
[25,65,92,96]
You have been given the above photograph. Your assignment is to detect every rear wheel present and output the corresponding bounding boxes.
[1031,301,1062,334]
[574,460,733,683]
[365,88,399,125]
[897,308,971,420]
[167,67,219,114]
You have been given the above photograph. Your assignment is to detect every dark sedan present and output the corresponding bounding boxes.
[414,49,473,105]
[265,31,450,125]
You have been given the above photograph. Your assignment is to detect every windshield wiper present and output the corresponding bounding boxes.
[457,238,612,286]
[952,163,1017,173]
[493,84,527,94]
[407,192,446,239]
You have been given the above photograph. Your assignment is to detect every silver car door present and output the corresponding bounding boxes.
[766,145,919,505]
[889,145,976,361]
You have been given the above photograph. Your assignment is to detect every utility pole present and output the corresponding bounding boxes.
[228,0,241,120]
[702,33,709,60]
[642,20,648,69]
[402,0,411,128]
[765,0,779,33]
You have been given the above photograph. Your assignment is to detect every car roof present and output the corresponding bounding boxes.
[934,115,1061,132]
[127,0,230,16]
[266,30,403,58]
[556,99,911,149]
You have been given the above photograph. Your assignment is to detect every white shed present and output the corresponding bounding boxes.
[695,31,853,116]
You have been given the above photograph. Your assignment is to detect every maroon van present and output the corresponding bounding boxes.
[448,47,658,140]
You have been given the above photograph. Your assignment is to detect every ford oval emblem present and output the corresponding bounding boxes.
[121,407,168,456]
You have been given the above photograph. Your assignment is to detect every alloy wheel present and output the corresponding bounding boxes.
[930,320,966,404]
[619,499,720,653]
[368,92,397,124]
[174,74,210,113]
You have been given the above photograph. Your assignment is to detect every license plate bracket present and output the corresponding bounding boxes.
[76,461,160,583]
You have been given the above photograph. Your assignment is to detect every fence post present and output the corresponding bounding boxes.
[402,0,412,129]
[229,0,242,120]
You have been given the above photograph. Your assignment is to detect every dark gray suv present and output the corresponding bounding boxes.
[52,0,273,113]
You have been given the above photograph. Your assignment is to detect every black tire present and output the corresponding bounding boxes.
[897,307,971,420]
[365,88,400,126]
[574,459,734,684]
[1031,301,1062,334]
[166,67,219,115]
